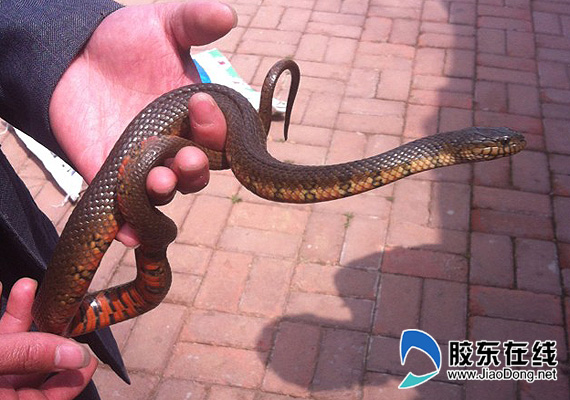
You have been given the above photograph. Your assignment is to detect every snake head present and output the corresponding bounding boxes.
[459,127,526,161]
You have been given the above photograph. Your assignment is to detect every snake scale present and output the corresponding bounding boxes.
[32,59,526,337]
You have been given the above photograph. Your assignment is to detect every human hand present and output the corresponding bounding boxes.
[49,1,236,246]
[0,279,97,399]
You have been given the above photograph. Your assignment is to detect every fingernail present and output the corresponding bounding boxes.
[222,3,238,28]
[54,343,91,369]
[190,94,218,127]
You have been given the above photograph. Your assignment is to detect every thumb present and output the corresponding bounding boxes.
[166,1,237,49]
[0,332,91,374]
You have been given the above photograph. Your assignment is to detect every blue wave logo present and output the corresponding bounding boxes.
[398,329,442,389]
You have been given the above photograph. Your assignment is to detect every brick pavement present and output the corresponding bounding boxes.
[1,0,569,398]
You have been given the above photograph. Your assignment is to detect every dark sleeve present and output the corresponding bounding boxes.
[0,0,123,158]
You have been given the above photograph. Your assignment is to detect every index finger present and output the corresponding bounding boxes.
[0,278,37,334]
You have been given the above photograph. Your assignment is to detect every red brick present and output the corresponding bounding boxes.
[219,226,301,258]
[470,286,563,325]
[373,274,421,336]
[512,150,551,194]
[278,7,311,31]
[389,19,419,45]
[469,316,567,356]
[165,272,201,305]
[418,33,476,49]
[410,89,473,108]
[286,292,374,330]
[262,322,320,397]
[414,48,446,75]
[439,107,473,131]
[404,104,439,137]
[554,196,570,243]
[475,111,543,135]
[475,81,507,112]
[300,212,345,264]
[388,219,468,254]
[478,5,532,20]
[123,303,185,372]
[311,330,367,400]
[326,130,366,164]
[250,5,284,29]
[470,232,514,287]
[545,118,570,154]
[295,34,328,62]
[533,11,562,35]
[370,6,422,20]
[471,209,553,240]
[341,0,369,14]
[178,195,232,246]
[413,75,473,93]
[303,93,342,128]
[465,380,517,400]
[346,68,379,98]
[340,97,406,116]
[312,10,365,26]
[422,1,449,22]
[516,238,560,294]
[507,31,536,58]
[238,39,297,58]
[307,21,362,39]
[292,263,378,299]
[312,190,392,218]
[362,16,392,42]
[267,140,328,165]
[520,378,570,400]
[325,37,358,65]
[473,186,551,216]
[478,16,532,31]
[455,51,483,80]
[478,53,536,72]
[242,29,301,45]
[421,279,467,341]
[450,2,476,25]
[473,157,511,188]
[538,48,570,64]
[341,215,387,269]
[228,202,309,234]
[421,21,475,37]
[382,247,468,281]
[430,182,471,231]
[240,256,294,317]
[363,372,463,399]
[553,174,570,197]
[336,113,404,135]
[543,103,570,119]
[391,179,431,225]
[93,369,159,400]
[478,28,506,54]
[194,251,252,312]
[296,60,351,81]
[206,385,255,400]
[377,69,412,101]
[155,379,207,400]
[166,342,266,388]
[180,310,274,351]
[477,66,537,85]
[508,84,541,116]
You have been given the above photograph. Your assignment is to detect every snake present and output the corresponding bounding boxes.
[31,59,526,337]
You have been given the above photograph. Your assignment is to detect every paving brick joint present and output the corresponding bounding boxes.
[2,0,569,398]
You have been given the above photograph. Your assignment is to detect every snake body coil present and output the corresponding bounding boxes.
[32,60,526,337]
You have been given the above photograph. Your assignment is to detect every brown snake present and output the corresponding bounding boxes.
[32,59,526,337]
